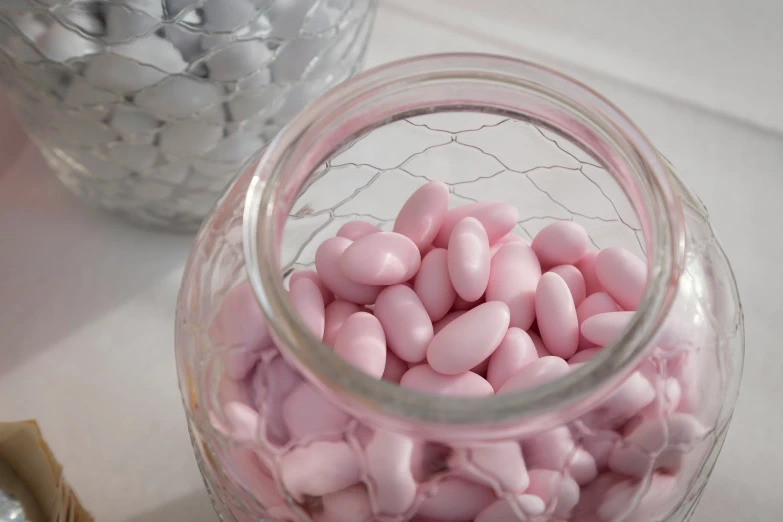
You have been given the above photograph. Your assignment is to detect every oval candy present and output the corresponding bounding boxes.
[531,221,589,268]
[536,272,579,359]
[280,441,361,501]
[475,496,546,522]
[315,237,382,304]
[486,242,542,330]
[289,277,325,341]
[400,365,494,397]
[323,300,361,347]
[576,292,621,349]
[548,264,586,306]
[337,220,382,240]
[486,327,539,391]
[374,284,434,363]
[282,383,350,439]
[433,310,466,334]
[415,477,495,522]
[289,269,334,305]
[393,180,451,249]
[595,246,647,310]
[427,301,510,375]
[341,231,421,285]
[498,356,570,394]
[414,248,457,321]
[365,429,417,516]
[333,312,387,379]
[447,217,491,302]
[576,250,603,295]
[433,201,519,248]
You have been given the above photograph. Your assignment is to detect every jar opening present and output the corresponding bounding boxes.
[243,54,685,439]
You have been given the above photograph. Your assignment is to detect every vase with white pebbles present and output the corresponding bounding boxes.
[0,0,377,231]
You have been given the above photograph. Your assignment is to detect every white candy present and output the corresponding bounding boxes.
[206,133,264,163]
[227,88,284,121]
[50,111,118,147]
[105,2,160,42]
[270,37,323,82]
[165,0,201,18]
[301,2,341,34]
[64,77,117,108]
[267,0,316,39]
[109,106,160,138]
[112,34,187,75]
[107,143,160,171]
[144,163,190,184]
[279,82,327,120]
[85,53,164,93]
[132,180,176,201]
[4,12,46,63]
[165,24,203,62]
[70,151,130,180]
[135,76,223,119]
[159,120,223,156]
[236,67,274,92]
[206,40,273,82]
[202,0,258,32]
[37,15,100,62]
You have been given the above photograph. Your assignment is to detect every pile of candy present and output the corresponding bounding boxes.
[0,0,373,226]
[210,181,704,522]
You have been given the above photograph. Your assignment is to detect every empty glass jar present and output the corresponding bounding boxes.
[0,0,377,231]
[175,54,744,521]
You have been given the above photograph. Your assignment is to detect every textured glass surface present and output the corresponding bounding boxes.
[0,0,377,230]
[176,113,743,521]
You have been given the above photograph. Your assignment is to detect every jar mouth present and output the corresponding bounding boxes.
[243,53,685,439]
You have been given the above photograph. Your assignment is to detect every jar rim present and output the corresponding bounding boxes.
[243,53,685,439]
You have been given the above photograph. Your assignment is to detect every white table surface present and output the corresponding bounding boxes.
[2,2,782,521]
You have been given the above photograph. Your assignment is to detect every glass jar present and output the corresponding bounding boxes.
[175,54,744,521]
[0,0,377,231]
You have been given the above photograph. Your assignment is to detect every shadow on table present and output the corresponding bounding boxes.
[0,145,195,377]
[122,490,218,522]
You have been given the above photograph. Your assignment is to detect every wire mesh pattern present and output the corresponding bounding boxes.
[175,113,744,522]
[281,114,646,273]
[0,0,377,230]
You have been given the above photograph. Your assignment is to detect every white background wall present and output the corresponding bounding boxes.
[393,0,783,134]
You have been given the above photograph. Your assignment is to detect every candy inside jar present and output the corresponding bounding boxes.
[177,55,744,522]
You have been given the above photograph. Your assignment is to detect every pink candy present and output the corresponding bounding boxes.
[341,232,421,285]
[447,217,491,302]
[210,180,708,522]
[427,302,510,375]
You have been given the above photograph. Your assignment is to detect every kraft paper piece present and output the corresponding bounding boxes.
[0,421,93,522]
